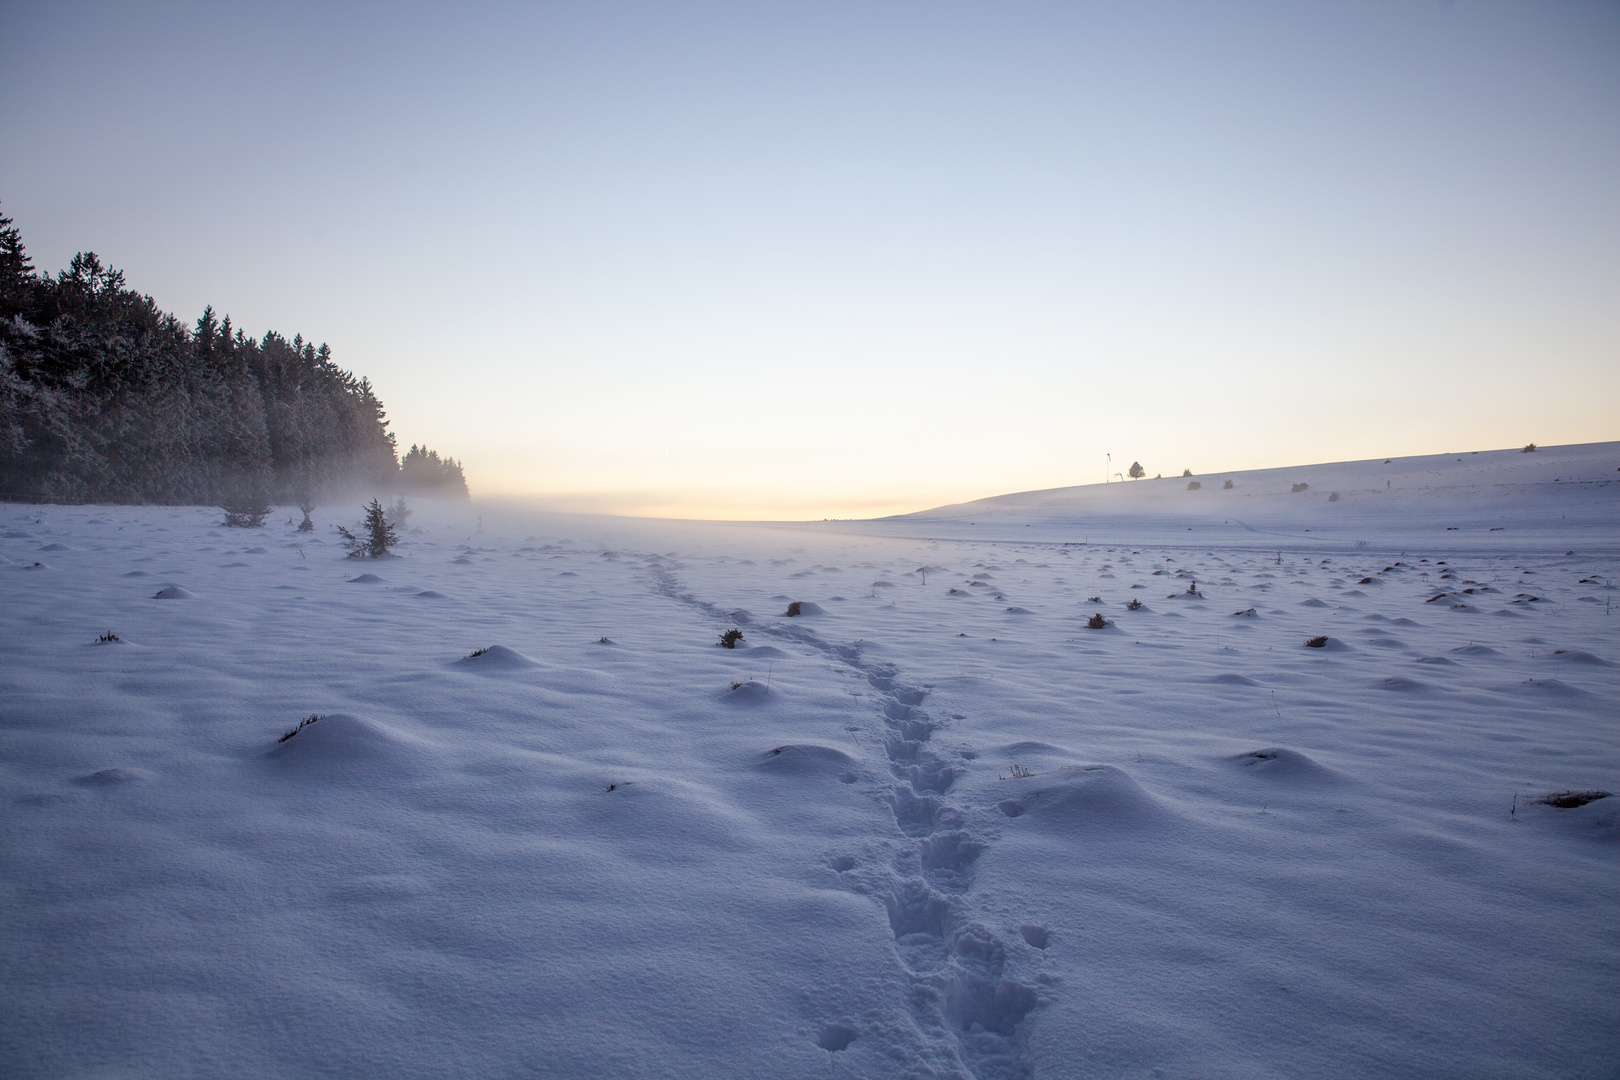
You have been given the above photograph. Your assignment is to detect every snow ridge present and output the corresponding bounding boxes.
[646,557,1037,1079]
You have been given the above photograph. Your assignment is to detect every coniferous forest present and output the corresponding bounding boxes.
[0,206,467,506]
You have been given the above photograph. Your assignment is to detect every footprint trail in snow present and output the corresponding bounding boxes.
[647,558,1038,1079]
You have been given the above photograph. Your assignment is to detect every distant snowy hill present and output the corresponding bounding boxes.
[864,442,1620,550]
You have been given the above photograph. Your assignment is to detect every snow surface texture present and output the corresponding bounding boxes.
[2,444,1617,1079]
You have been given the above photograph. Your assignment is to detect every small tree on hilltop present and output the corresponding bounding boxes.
[1128,461,1145,479]
[337,498,398,558]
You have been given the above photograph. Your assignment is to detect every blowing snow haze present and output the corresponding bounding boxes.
[1,1,1616,517]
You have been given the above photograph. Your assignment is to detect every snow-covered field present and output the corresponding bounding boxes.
[3,444,1617,1079]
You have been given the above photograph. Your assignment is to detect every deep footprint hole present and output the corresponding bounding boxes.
[1019,924,1050,949]
[817,1023,857,1052]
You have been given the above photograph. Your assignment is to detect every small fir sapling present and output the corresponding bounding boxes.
[1305,635,1329,648]
[1291,483,1309,493]
[1522,443,1537,453]
[1183,468,1193,477]
[1086,613,1108,629]
[785,601,803,617]
[1126,599,1143,610]
[1128,461,1145,479]
[297,497,316,532]
[221,490,271,528]
[1223,479,1234,489]
[336,498,398,558]
[1187,481,1201,490]
[387,495,412,531]
[719,628,744,649]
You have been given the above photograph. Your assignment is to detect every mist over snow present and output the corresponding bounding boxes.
[2,444,1616,1078]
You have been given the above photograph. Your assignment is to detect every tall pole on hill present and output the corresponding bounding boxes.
[1106,453,1111,483]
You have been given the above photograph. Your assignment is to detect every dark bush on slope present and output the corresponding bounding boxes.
[0,206,460,504]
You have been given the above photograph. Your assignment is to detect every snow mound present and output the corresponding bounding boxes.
[784,601,825,616]
[415,590,448,599]
[121,570,150,577]
[1541,649,1610,667]
[455,645,537,669]
[722,680,773,704]
[73,767,142,787]
[265,713,430,775]
[1504,678,1590,698]
[996,765,1169,829]
[1211,673,1260,686]
[736,644,787,658]
[152,586,194,599]
[751,743,858,776]
[39,543,73,551]
[1229,748,1342,784]
[348,573,385,583]
[997,740,1073,758]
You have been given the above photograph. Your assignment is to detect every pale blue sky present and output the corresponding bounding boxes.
[3,1,1616,517]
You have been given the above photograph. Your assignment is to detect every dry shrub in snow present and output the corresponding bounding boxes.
[278,714,321,742]
[1536,790,1609,808]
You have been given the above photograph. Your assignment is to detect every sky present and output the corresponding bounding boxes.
[2,1,1617,519]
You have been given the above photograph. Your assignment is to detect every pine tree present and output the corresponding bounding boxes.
[337,498,397,557]
[0,210,462,506]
